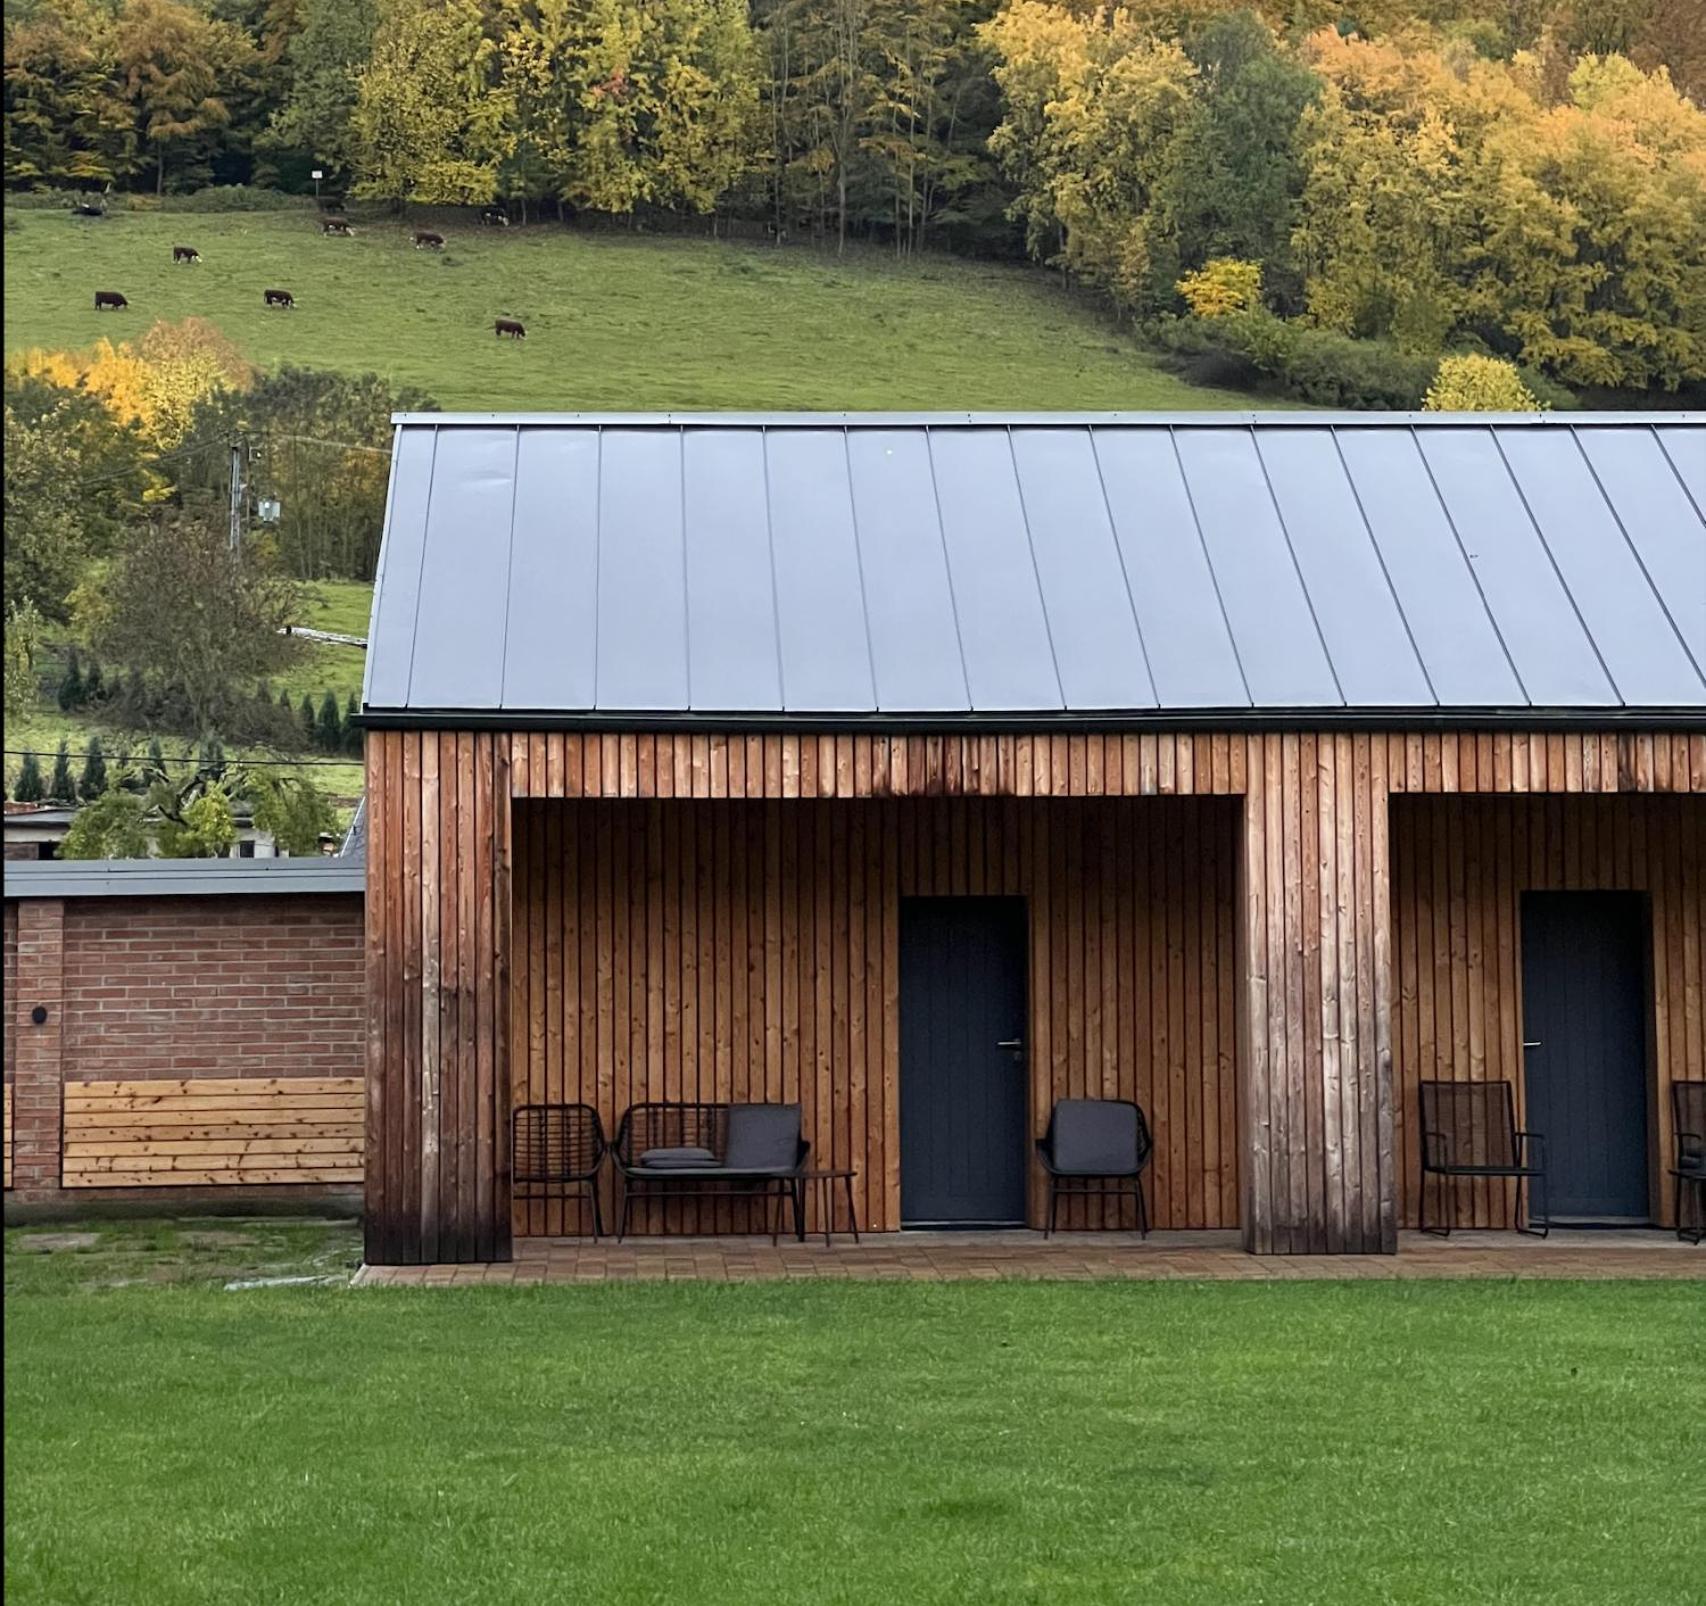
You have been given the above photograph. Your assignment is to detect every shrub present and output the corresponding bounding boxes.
[1177,259,1263,319]
[78,738,108,802]
[166,186,308,213]
[12,751,45,803]
[83,657,105,704]
[57,647,84,711]
[317,691,343,752]
[48,739,75,802]
[1425,354,1542,413]
[300,694,318,747]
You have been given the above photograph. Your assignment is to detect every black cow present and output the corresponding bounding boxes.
[93,290,127,311]
[321,218,352,237]
[71,202,105,219]
[172,245,200,264]
[413,230,445,250]
[494,317,526,339]
[264,288,295,309]
[480,207,510,227]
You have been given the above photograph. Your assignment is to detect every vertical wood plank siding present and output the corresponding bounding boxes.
[365,730,1703,1262]
[1392,794,1704,1230]
[509,797,1240,1238]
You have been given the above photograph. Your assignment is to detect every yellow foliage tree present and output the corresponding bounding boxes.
[1176,257,1262,317]
[1423,354,1543,412]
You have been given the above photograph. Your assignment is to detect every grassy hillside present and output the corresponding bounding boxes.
[3,208,1260,412]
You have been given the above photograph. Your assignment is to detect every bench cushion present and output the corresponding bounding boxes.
[723,1104,802,1171]
[639,1146,716,1169]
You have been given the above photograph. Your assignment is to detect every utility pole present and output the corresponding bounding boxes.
[228,439,245,553]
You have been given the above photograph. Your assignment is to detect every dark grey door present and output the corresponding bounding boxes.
[1521,891,1650,1221]
[900,897,1028,1226]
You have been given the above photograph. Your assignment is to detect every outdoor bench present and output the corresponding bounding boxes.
[613,1101,810,1243]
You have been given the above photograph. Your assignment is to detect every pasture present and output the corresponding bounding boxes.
[2,207,1259,412]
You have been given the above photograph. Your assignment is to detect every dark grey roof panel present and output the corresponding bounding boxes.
[595,431,689,710]
[681,428,781,712]
[364,425,435,709]
[501,427,600,709]
[1255,428,1433,706]
[1091,430,1247,708]
[1417,428,1617,706]
[1578,426,1706,676]
[408,427,516,709]
[1499,429,1704,706]
[927,430,1063,711]
[1172,428,1340,706]
[1010,429,1155,709]
[764,430,876,711]
[846,430,969,711]
[1334,429,1522,707]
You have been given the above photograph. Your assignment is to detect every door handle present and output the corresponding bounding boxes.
[997,1039,1024,1051]
[1523,1041,1541,1050]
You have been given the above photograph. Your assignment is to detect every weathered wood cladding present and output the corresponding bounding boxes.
[364,728,1704,1263]
[1393,794,1704,1231]
[510,797,1240,1238]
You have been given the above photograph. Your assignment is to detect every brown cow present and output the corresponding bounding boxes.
[321,218,352,236]
[264,288,295,309]
[480,207,510,227]
[494,317,526,339]
[172,245,200,264]
[414,231,445,250]
[93,290,127,310]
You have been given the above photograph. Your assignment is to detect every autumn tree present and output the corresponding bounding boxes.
[264,0,379,179]
[2,1,137,188]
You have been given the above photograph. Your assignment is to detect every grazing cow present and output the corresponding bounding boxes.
[321,217,352,236]
[413,230,445,250]
[172,244,200,264]
[93,290,127,311]
[72,202,105,219]
[480,207,510,227]
[494,317,526,339]
[264,288,295,309]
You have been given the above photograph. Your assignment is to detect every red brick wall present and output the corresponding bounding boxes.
[4,893,364,1207]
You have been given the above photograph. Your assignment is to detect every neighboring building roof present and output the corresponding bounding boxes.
[362,412,1706,726]
[3,857,364,900]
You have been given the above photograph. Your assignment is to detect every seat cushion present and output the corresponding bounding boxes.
[1049,1099,1142,1175]
[638,1146,716,1169]
[723,1104,802,1171]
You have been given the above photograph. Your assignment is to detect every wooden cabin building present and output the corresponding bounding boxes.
[358,412,1705,1265]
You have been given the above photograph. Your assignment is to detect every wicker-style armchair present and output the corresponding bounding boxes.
[612,1102,809,1243]
[512,1103,608,1237]
[1671,1081,1705,1245]
[1419,1081,1548,1237]
[1036,1099,1153,1238]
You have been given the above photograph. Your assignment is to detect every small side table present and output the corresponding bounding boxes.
[797,1168,860,1247]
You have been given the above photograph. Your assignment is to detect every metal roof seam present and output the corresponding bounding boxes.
[591,425,604,710]
[1488,426,1624,705]
[1085,428,1160,709]
[400,425,441,708]
[678,427,694,711]
[839,427,882,711]
[1572,426,1706,696]
[1327,423,1439,708]
[1004,425,1069,710]
[920,427,975,711]
[1406,422,1533,707]
[1249,427,1348,707]
[496,425,525,708]
[758,428,789,711]
[1166,424,1255,709]
[361,422,403,712]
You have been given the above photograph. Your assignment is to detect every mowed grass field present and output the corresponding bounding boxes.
[5,1221,1702,1606]
[2,207,1259,412]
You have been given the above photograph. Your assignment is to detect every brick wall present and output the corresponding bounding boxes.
[4,892,365,1208]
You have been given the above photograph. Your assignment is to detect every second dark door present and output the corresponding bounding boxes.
[900,897,1028,1227]
[1520,891,1650,1222]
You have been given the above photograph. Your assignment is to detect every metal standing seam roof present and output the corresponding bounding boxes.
[361,413,1706,725]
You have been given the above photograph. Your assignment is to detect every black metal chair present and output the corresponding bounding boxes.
[1670,1081,1705,1245]
[512,1103,607,1238]
[612,1102,809,1243]
[1036,1099,1153,1238]
[1419,1080,1548,1237]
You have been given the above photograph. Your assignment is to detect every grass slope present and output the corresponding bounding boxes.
[6,1221,1702,1605]
[3,209,1258,412]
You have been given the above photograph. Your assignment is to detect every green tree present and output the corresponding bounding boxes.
[83,657,106,704]
[155,782,237,856]
[264,0,380,180]
[245,768,339,854]
[316,688,343,750]
[300,692,317,745]
[58,787,153,857]
[12,751,45,804]
[344,691,361,754]
[48,739,76,802]
[58,647,85,712]
[4,600,44,722]
[78,736,109,801]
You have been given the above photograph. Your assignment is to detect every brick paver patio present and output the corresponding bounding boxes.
[357,1228,1703,1286]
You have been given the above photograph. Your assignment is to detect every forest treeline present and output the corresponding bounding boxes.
[5,1,1704,390]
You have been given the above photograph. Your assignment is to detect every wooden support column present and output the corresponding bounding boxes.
[9,899,66,1199]
[365,730,512,1265]
[1239,735,1396,1254]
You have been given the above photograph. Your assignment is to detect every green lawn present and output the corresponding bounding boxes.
[5,1222,1699,1605]
[3,208,1261,412]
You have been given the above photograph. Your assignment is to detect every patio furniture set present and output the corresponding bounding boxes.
[512,1096,1157,1242]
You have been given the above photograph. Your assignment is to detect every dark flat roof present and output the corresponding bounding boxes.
[3,857,364,900]
[361,412,1706,726]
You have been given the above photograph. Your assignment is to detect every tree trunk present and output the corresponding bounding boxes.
[156,148,165,197]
